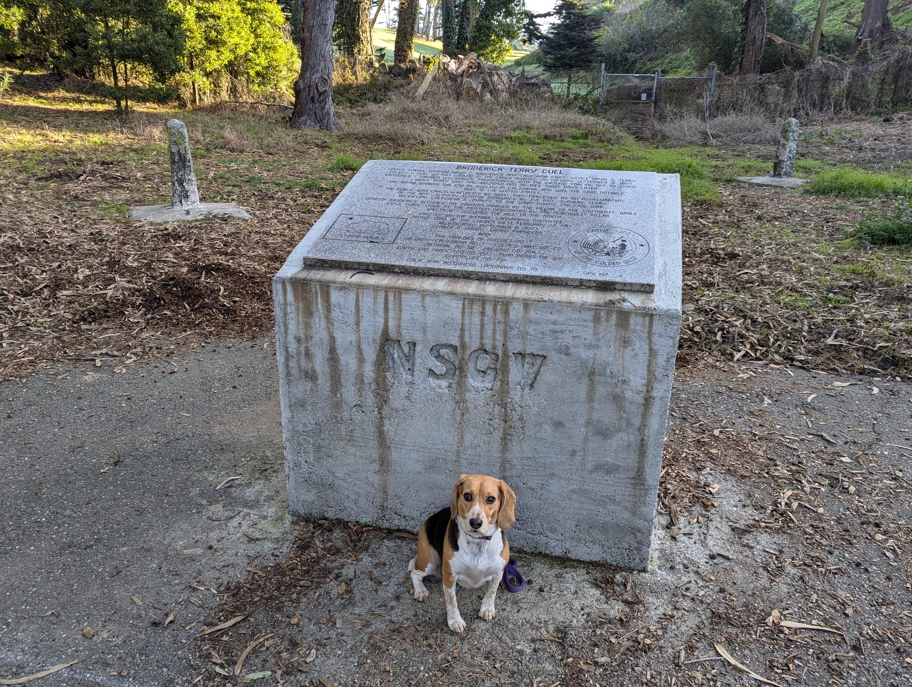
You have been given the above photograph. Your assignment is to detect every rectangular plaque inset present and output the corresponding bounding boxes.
[324,214,406,244]
[297,161,666,292]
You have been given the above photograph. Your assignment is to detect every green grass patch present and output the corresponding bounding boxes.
[329,154,364,172]
[370,27,530,65]
[99,202,128,219]
[583,149,720,203]
[804,168,911,198]
[852,199,912,246]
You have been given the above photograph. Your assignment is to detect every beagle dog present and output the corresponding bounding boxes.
[408,474,516,633]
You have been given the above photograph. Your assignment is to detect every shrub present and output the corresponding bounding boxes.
[853,198,912,246]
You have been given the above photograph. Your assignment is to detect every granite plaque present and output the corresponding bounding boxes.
[298,161,659,292]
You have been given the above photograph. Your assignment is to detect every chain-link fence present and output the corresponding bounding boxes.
[509,45,912,121]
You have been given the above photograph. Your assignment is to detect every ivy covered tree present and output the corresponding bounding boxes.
[441,0,457,55]
[393,0,418,63]
[539,0,598,70]
[335,0,372,63]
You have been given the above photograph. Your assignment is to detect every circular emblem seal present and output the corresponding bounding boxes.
[567,228,650,267]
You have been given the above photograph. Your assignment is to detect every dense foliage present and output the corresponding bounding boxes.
[443,0,525,63]
[539,0,598,70]
[539,0,884,76]
[0,0,298,107]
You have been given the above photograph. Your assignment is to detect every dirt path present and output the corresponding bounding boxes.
[1,338,910,686]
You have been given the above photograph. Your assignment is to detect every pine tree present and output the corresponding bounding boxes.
[539,0,597,71]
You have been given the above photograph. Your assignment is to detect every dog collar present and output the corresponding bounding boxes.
[466,533,494,541]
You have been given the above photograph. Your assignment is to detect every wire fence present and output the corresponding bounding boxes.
[509,46,912,121]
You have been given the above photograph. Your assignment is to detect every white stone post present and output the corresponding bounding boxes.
[772,118,800,178]
[166,119,201,209]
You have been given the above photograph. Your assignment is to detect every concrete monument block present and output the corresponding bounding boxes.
[273,161,682,569]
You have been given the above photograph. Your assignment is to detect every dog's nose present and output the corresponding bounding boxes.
[469,518,482,530]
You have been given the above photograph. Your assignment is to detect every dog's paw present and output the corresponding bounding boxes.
[478,603,496,621]
[447,615,466,633]
[411,586,428,602]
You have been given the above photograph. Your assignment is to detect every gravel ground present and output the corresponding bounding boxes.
[2,338,910,686]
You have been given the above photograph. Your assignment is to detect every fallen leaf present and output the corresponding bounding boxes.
[305,648,316,664]
[130,595,143,606]
[245,672,273,680]
[235,634,274,676]
[82,627,95,639]
[714,643,784,687]
[163,612,175,627]
[766,609,782,626]
[215,475,242,490]
[806,394,817,402]
[780,620,846,639]
[0,660,82,685]
[337,582,346,595]
[193,614,246,638]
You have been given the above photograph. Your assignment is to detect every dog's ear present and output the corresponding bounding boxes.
[496,480,516,530]
[451,476,467,519]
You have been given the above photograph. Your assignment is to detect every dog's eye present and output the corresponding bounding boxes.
[485,496,496,504]
[463,493,472,502]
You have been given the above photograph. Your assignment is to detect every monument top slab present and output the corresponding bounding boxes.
[298,160,671,292]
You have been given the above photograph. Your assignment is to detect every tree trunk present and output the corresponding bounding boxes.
[737,0,766,76]
[430,1,440,40]
[851,0,890,53]
[337,0,373,59]
[370,0,385,30]
[442,0,457,55]
[455,0,472,55]
[421,0,432,38]
[394,0,420,63]
[291,0,341,131]
[807,0,829,63]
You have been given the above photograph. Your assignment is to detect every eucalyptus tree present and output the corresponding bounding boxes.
[290,0,340,130]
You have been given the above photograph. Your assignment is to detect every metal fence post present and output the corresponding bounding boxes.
[705,64,717,122]
[599,63,606,107]
[651,70,660,118]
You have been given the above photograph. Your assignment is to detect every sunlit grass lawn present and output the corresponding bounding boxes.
[371,28,529,65]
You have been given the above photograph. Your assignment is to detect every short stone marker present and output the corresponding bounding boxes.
[129,119,250,222]
[737,117,807,188]
[772,118,800,177]
[273,160,682,569]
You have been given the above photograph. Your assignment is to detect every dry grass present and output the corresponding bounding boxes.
[655,113,780,146]
[341,86,619,147]
[1,83,910,382]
